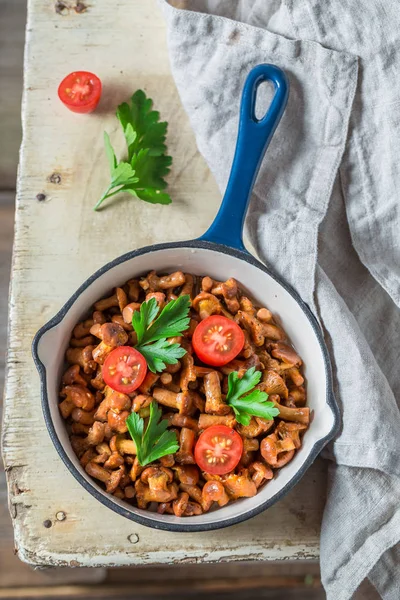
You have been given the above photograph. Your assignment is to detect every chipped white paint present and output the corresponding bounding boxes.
[2,0,325,566]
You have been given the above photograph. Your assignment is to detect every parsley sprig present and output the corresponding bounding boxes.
[94,90,172,211]
[226,367,280,426]
[133,295,190,373]
[126,401,179,466]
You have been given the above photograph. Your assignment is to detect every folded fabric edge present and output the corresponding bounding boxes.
[330,442,400,480]
[368,544,400,600]
[322,494,400,600]
[159,0,358,65]
[159,0,359,311]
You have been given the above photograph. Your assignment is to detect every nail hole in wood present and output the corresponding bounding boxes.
[55,1,68,15]
[75,2,87,13]
[49,173,62,184]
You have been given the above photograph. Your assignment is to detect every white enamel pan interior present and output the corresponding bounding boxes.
[33,65,340,532]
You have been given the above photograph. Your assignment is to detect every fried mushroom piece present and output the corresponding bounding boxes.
[235,311,264,346]
[140,270,185,292]
[151,387,179,410]
[260,433,296,468]
[256,308,273,323]
[71,408,95,426]
[61,384,95,411]
[179,483,203,506]
[239,296,256,315]
[198,413,237,430]
[85,462,125,494]
[166,413,199,431]
[183,501,203,516]
[285,367,304,387]
[172,465,200,485]
[261,370,288,399]
[236,417,274,438]
[240,437,259,467]
[180,274,195,300]
[270,342,302,367]
[192,291,222,320]
[73,319,94,339]
[180,353,197,391]
[288,385,307,406]
[122,302,141,324]
[135,467,178,507]
[70,335,95,348]
[249,461,273,487]
[90,322,128,365]
[204,371,230,415]
[275,421,307,450]
[222,470,257,499]
[146,291,166,308]
[90,366,105,391]
[173,492,189,516]
[94,288,127,313]
[126,279,140,301]
[94,386,131,422]
[270,394,310,425]
[202,480,230,510]
[175,428,196,464]
[138,372,160,394]
[62,364,88,387]
[202,277,240,314]
[66,345,96,374]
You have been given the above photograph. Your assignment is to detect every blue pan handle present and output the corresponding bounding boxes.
[200,64,289,251]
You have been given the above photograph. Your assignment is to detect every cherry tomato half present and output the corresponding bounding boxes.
[102,346,147,394]
[192,315,245,367]
[195,425,243,475]
[58,71,102,113]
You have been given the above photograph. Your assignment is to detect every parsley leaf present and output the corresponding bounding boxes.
[117,90,168,158]
[132,298,160,345]
[136,339,187,374]
[94,90,172,211]
[104,131,117,173]
[132,295,191,373]
[226,367,280,426]
[126,401,179,467]
[131,149,172,190]
[125,188,171,205]
[140,295,191,345]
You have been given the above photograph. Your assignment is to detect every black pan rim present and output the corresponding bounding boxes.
[32,239,340,533]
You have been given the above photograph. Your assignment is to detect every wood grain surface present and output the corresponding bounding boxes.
[2,0,327,568]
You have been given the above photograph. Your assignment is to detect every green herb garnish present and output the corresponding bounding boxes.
[226,367,280,426]
[133,295,190,373]
[94,90,172,211]
[126,401,179,466]
[137,339,187,374]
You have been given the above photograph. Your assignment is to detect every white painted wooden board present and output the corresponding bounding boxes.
[2,0,326,566]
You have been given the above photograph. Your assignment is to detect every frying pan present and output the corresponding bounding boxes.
[33,64,340,532]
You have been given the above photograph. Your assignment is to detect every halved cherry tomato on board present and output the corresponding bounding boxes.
[102,346,147,394]
[58,71,102,113]
[192,315,245,367]
[194,425,243,475]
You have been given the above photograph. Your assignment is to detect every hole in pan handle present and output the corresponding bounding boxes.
[200,63,289,252]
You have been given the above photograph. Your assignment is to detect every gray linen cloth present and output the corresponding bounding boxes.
[160,1,400,598]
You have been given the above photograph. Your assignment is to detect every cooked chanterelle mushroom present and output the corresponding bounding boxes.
[60,272,309,516]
